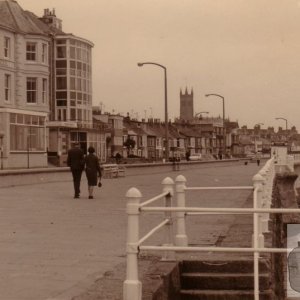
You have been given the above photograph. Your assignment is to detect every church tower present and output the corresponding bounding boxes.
[180,87,194,121]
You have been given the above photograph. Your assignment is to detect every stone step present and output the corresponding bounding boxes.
[181,272,270,290]
[180,289,274,300]
[180,259,270,274]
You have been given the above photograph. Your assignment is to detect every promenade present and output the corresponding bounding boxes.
[0,161,261,300]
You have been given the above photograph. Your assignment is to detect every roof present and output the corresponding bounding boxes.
[0,1,50,34]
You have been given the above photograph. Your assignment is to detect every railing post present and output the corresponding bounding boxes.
[259,169,270,233]
[162,177,175,260]
[252,173,264,300]
[252,173,265,248]
[123,187,142,300]
[175,175,188,246]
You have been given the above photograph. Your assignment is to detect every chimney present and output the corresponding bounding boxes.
[40,8,62,30]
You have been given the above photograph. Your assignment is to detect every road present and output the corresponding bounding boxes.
[0,161,261,300]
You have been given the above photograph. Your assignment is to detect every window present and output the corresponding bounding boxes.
[42,79,47,103]
[57,46,66,58]
[26,42,36,61]
[26,78,37,103]
[42,43,47,63]
[4,74,11,101]
[57,109,66,121]
[4,37,10,58]
[56,77,67,89]
[10,113,46,152]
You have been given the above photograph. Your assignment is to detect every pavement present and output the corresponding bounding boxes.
[0,160,262,300]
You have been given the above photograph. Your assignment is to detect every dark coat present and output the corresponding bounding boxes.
[67,147,84,171]
[85,153,102,186]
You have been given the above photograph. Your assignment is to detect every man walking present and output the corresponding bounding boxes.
[256,152,262,166]
[67,142,84,198]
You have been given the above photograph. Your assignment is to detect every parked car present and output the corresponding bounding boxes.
[189,153,202,161]
[246,153,255,160]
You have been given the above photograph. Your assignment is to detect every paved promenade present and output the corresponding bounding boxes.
[0,161,261,300]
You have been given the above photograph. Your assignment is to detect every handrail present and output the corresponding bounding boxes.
[141,207,300,213]
[137,219,170,245]
[123,154,293,300]
[139,245,292,253]
[139,191,169,208]
[185,186,253,191]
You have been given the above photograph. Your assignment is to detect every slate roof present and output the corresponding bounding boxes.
[0,0,64,35]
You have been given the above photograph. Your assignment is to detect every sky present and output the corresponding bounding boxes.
[18,0,300,130]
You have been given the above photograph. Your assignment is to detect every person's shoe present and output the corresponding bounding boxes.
[74,195,80,199]
[88,196,93,199]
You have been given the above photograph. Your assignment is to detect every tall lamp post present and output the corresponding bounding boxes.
[205,93,226,155]
[275,117,288,130]
[137,62,169,161]
[275,117,289,152]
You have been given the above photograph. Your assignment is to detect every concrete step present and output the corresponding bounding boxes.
[180,289,274,300]
[181,272,270,290]
[180,259,270,274]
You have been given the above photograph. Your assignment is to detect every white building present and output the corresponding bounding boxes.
[0,0,50,168]
[0,1,104,168]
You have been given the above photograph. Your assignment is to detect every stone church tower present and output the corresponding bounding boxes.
[180,87,194,121]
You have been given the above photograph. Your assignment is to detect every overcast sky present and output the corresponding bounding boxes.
[18,0,300,130]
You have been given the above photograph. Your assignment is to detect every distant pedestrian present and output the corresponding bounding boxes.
[85,146,102,199]
[115,152,122,164]
[186,151,190,161]
[67,142,85,198]
[256,152,262,166]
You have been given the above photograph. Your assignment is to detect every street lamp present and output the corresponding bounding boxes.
[275,117,288,130]
[137,62,169,161]
[205,93,226,155]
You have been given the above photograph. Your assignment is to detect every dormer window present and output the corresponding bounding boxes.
[26,42,36,61]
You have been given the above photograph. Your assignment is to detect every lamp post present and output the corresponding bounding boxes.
[275,117,288,130]
[205,93,226,155]
[138,62,169,161]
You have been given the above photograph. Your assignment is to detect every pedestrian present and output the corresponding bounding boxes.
[185,150,190,161]
[85,146,102,199]
[67,142,85,198]
[115,152,122,164]
[256,152,262,166]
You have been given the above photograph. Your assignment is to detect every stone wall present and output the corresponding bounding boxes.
[271,171,300,299]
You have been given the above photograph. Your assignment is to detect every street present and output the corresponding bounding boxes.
[0,161,261,300]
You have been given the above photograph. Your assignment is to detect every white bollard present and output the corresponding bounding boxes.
[252,173,265,248]
[162,177,175,261]
[123,187,142,300]
[175,175,188,246]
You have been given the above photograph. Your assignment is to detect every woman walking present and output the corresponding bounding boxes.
[85,146,102,199]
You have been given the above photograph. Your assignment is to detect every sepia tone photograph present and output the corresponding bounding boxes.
[1,0,300,299]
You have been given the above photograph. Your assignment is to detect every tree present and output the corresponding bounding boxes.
[123,137,136,156]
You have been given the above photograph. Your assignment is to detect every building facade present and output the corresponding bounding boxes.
[0,2,105,168]
[0,0,50,168]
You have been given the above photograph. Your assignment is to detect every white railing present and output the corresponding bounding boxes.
[123,155,300,300]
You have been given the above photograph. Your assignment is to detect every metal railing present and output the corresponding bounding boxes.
[123,155,300,300]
